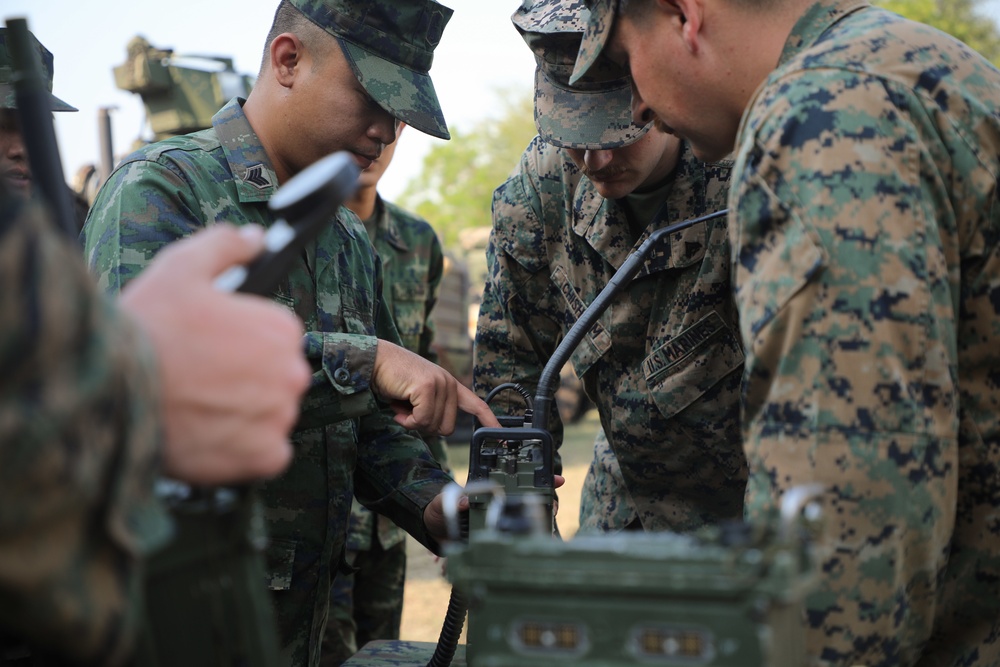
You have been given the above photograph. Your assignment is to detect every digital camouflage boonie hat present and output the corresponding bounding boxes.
[569,0,617,86]
[512,0,647,150]
[0,27,76,112]
[289,0,452,140]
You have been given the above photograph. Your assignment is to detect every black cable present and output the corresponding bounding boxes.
[532,209,729,433]
[425,506,469,667]
[425,588,468,667]
[484,381,533,411]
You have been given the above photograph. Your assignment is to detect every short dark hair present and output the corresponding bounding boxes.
[258,0,336,75]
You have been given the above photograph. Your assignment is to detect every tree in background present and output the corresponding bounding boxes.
[397,88,536,247]
[876,0,1000,66]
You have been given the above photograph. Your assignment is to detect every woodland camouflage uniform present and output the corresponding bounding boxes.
[573,0,1000,663]
[0,29,155,667]
[323,196,451,666]
[0,192,168,666]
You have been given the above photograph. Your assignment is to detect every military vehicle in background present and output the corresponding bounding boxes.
[113,35,255,141]
[73,35,255,205]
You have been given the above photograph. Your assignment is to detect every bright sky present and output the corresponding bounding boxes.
[1,0,537,203]
[5,0,1000,203]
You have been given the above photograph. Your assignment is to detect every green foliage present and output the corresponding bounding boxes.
[397,87,536,247]
[875,0,1000,66]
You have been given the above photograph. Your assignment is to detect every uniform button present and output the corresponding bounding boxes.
[333,368,351,384]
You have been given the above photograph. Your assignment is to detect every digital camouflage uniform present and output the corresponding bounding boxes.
[81,98,452,667]
[475,136,747,532]
[727,2,1000,663]
[577,428,637,531]
[0,192,169,666]
[323,196,451,666]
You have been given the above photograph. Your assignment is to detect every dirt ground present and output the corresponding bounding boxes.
[398,411,601,643]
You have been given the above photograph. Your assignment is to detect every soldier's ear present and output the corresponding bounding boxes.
[270,32,303,89]
[652,0,703,55]
[670,0,705,54]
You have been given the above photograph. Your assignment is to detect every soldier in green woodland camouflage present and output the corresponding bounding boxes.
[80,1,499,666]
[572,0,1000,663]
[0,187,309,664]
[322,125,452,666]
[0,28,89,229]
[474,0,746,535]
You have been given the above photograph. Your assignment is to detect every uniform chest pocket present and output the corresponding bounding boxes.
[644,311,744,419]
[391,281,429,339]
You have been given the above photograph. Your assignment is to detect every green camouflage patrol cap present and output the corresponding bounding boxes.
[512,0,648,150]
[569,0,617,86]
[0,27,76,112]
[288,0,452,140]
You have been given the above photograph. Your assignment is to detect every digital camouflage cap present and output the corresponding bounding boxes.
[513,0,647,149]
[289,0,452,140]
[0,27,76,112]
[569,0,617,86]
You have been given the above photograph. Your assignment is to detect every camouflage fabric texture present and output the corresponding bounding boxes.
[0,27,75,111]
[0,192,169,665]
[475,137,747,533]
[339,639,465,667]
[288,0,453,140]
[729,1,1000,664]
[513,0,649,149]
[323,540,405,666]
[81,98,452,667]
[576,428,639,532]
[323,196,452,666]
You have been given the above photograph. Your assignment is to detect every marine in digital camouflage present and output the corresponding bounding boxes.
[323,196,452,666]
[576,428,638,532]
[80,97,452,667]
[476,136,746,532]
[476,0,746,534]
[731,3,1000,664]
[288,0,452,141]
[0,191,169,666]
[578,0,1000,663]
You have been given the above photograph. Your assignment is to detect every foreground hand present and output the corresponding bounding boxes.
[120,224,310,484]
[372,340,500,434]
